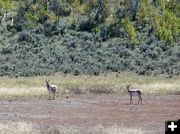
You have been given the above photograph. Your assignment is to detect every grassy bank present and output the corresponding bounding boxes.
[0,72,180,98]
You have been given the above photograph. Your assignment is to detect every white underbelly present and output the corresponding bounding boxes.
[131,92,139,96]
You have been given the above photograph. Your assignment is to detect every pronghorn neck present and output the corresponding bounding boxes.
[127,86,130,92]
[46,81,50,88]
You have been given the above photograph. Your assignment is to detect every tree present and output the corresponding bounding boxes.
[13,0,57,30]
[0,0,14,14]
[136,0,180,44]
[88,0,110,23]
[122,17,137,45]
[0,0,14,21]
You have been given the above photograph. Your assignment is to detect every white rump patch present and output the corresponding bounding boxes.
[50,85,57,89]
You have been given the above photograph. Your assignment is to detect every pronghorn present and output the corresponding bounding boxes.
[126,84,142,104]
[45,80,57,100]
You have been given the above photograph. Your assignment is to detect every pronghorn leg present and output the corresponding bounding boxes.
[131,97,133,104]
[51,92,53,100]
[140,96,142,104]
[130,96,132,104]
[48,91,50,100]
[53,92,55,100]
[129,97,131,104]
[138,96,142,104]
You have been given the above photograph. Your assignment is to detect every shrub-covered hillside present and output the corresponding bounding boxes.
[0,0,180,77]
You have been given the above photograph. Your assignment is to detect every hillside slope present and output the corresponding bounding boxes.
[0,0,179,77]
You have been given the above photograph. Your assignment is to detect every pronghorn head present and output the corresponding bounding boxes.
[45,80,50,86]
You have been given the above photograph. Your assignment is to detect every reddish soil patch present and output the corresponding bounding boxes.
[0,94,180,134]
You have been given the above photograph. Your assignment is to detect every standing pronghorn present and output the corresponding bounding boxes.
[46,80,57,100]
[126,84,142,104]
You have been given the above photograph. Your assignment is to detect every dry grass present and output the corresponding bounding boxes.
[0,122,39,134]
[0,122,144,134]
[0,72,179,98]
[141,83,180,94]
[0,87,46,98]
[52,125,144,134]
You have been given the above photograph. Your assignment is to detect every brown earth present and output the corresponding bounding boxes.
[0,94,180,134]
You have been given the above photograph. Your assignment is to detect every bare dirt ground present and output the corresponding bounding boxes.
[0,94,180,134]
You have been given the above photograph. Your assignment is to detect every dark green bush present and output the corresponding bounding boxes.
[116,8,126,20]
[73,68,81,76]
[50,0,71,17]
[18,31,32,42]
[1,44,13,54]
[78,18,97,32]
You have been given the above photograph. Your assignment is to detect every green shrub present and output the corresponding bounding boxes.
[73,68,81,76]
[18,31,32,42]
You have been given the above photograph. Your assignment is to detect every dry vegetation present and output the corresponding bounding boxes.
[0,72,179,98]
[0,122,39,134]
[0,122,144,134]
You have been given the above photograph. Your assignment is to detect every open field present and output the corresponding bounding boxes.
[0,73,180,134]
[0,73,180,98]
[0,94,180,134]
